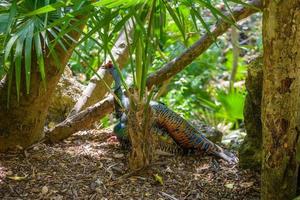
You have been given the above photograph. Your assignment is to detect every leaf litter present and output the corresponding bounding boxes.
[0,128,259,199]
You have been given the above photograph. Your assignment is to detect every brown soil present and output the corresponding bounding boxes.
[0,129,260,200]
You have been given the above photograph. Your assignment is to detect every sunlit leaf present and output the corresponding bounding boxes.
[154,174,164,185]
[7,175,27,181]
[163,0,186,40]
[23,1,67,17]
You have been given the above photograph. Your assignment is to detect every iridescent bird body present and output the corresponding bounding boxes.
[151,101,219,154]
[104,62,237,164]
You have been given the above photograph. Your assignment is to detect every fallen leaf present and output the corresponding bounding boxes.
[154,174,164,185]
[41,186,49,194]
[225,183,234,189]
[240,182,254,188]
[48,122,56,129]
[7,175,27,181]
[6,171,13,176]
[113,153,124,158]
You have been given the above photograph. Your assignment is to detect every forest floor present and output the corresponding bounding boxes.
[0,129,259,200]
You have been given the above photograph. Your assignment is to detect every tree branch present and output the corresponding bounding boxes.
[46,96,114,143]
[146,0,263,88]
[69,20,134,116]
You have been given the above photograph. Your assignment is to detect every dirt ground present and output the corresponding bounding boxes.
[0,129,260,200]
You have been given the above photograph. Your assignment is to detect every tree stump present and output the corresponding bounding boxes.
[239,56,262,170]
[126,94,155,171]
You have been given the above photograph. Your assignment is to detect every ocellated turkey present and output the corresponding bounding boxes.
[103,62,238,164]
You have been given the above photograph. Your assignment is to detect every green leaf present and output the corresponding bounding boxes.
[198,0,236,26]
[154,174,164,185]
[5,0,17,34]
[135,35,143,91]
[217,91,245,121]
[7,56,14,107]
[14,31,26,102]
[24,22,34,94]
[190,8,216,42]
[23,1,67,17]
[0,13,9,33]
[92,0,145,8]
[4,34,19,61]
[163,0,185,40]
[228,0,261,11]
[34,34,46,88]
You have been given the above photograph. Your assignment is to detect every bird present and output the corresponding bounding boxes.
[104,61,129,146]
[103,62,238,164]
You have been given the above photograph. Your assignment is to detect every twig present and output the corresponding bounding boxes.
[107,161,169,186]
[2,179,23,198]
[160,191,179,200]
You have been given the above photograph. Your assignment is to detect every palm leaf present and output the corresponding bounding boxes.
[34,34,46,88]
[24,21,34,94]
[14,34,25,102]
[228,0,261,11]
[163,0,186,40]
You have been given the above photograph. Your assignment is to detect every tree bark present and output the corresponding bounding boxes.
[46,96,114,143]
[239,56,263,170]
[127,96,155,170]
[261,0,300,199]
[0,17,86,152]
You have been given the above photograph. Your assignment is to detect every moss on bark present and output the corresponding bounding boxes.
[239,56,263,170]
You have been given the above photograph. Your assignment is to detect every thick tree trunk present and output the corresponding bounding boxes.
[261,1,300,199]
[0,19,86,152]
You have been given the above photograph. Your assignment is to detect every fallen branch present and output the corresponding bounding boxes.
[146,0,262,88]
[46,96,114,143]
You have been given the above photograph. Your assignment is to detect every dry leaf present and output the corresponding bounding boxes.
[41,186,49,194]
[240,182,254,188]
[225,183,234,189]
[6,171,13,176]
[113,153,124,158]
[7,175,27,181]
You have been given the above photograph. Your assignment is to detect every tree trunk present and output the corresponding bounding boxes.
[127,94,155,170]
[261,1,300,199]
[239,56,262,170]
[0,19,86,152]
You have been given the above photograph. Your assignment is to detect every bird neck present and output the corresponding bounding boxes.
[111,69,122,90]
[111,68,127,119]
